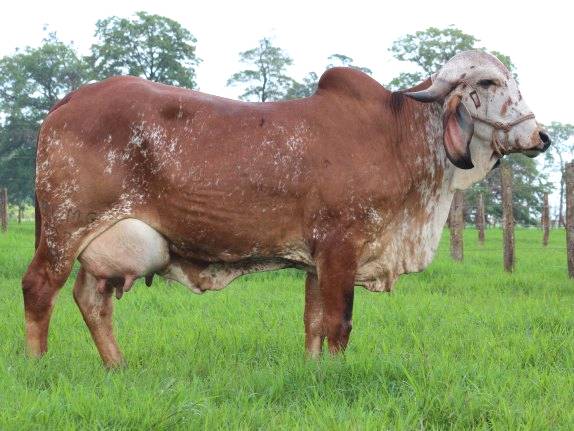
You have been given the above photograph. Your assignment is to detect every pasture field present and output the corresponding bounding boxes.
[0,222,573,430]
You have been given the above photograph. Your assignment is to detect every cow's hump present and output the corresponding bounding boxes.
[316,67,388,100]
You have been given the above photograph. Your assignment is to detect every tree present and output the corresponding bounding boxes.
[0,124,35,220]
[227,38,294,102]
[284,72,318,99]
[326,54,372,75]
[387,26,515,90]
[387,72,426,90]
[0,32,89,212]
[88,11,200,88]
[544,122,574,225]
[284,54,372,100]
[464,155,553,226]
[0,32,88,120]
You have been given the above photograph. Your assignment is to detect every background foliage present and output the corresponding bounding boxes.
[89,11,200,87]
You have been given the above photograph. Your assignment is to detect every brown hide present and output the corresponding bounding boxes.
[27,68,450,363]
[36,69,442,267]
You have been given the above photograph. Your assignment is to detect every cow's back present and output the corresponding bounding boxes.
[38,77,323,260]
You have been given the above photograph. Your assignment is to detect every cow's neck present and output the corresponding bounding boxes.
[357,98,495,289]
[395,99,454,196]
[397,97,496,194]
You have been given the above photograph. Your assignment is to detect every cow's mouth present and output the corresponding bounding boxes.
[524,149,543,158]
[525,135,551,158]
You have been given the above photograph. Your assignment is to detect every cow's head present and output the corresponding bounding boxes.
[404,50,550,171]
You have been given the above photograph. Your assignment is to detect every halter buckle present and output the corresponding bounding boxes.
[469,91,481,108]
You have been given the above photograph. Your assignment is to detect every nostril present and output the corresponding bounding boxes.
[539,131,551,145]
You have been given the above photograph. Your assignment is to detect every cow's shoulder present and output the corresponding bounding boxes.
[316,67,389,101]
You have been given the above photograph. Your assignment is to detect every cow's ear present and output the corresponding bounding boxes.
[443,96,474,169]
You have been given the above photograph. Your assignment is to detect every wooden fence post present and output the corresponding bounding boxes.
[0,188,7,233]
[450,190,464,261]
[476,193,485,245]
[560,170,565,227]
[500,163,514,272]
[542,193,549,246]
[565,162,574,278]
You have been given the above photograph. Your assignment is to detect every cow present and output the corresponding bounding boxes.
[23,50,550,367]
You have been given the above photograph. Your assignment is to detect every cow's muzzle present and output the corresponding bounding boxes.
[525,130,551,158]
[538,130,551,151]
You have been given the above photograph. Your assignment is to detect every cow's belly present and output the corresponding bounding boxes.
[162,257,294,294]
[78,218,304,294]
[151,190,306,263]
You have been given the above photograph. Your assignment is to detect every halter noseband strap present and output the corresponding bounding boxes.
[470,112,535,158]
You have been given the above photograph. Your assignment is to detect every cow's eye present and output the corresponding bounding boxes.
[477,79,498,89]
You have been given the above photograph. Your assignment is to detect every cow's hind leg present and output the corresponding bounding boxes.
[22,244,72,357]
[73,267,123,368]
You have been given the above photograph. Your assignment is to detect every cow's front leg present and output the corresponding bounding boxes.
[310,238,356,355]
[304,272,324,358]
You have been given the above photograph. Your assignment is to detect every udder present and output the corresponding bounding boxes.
[79,219,170,298]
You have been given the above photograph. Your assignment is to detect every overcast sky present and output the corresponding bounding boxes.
[1,0,572,125]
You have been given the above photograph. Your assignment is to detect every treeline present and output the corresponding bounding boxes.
[0,12,572,225]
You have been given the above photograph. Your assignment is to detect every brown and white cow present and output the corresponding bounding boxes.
[23,50,549,367]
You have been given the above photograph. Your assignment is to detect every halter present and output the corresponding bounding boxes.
[458,81,535,158]
[470,112,536,158]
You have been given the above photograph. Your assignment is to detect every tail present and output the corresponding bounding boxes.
[34,129,41,250]
[34,193,41,249]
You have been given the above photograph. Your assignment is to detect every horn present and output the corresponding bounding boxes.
[403,78,454,103]
[403,51,482,102]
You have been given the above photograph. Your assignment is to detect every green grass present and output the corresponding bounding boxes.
[1,222,573,430]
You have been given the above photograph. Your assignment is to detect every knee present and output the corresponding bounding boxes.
[21,271,36,294]
[304,312,323,334]
[325,315,352,338]
[22,273,49,316]
[22,265,45,296]
[338,319,352,339]
[343,319,352,335]
[22,263,56,316]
